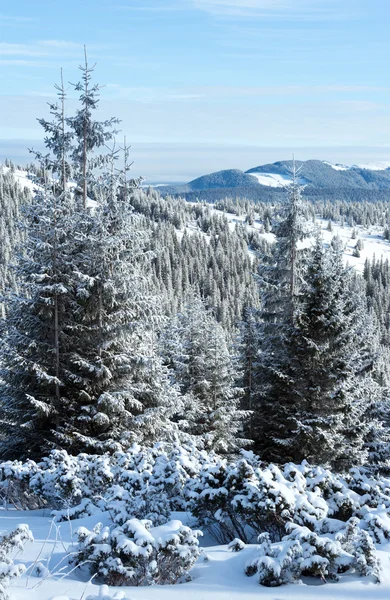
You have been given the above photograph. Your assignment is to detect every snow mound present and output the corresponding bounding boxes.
[86,585,135,599]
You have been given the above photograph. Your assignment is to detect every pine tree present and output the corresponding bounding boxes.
[0,76,77,457]
[289,234,383,468]
[251,165,313,462]
[0,60,177,458]
[67,47,119,208]
[239,302,259,441]
[161,292,248,453]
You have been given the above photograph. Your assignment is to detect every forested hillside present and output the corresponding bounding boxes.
[2,56,390,600]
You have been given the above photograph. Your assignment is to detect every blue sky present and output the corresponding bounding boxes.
[1,0,390,181]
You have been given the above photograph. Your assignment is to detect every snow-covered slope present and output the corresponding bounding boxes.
[322,161,350,171]
[191,204,390,273]
[352,161,390,171]
[1,166,36,193]
[248,172,307,188]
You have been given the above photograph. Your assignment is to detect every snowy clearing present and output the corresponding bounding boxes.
[248,172,308,187]
[4,509,390,600]
[322,161,350,171]
[201,203,390,272]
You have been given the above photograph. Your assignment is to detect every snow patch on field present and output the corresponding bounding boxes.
[318,220,390,273]
[352,161,390,171]
[322,161,349,171]
[248,172,308,188]
[1,166,36,192]
[248,172,294,187]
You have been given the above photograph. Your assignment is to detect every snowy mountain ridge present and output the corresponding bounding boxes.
[157,159,390,202]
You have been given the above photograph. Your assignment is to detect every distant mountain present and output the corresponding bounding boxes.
[159,159,390,202]
[158,169,260,197]
[247,160,390,189]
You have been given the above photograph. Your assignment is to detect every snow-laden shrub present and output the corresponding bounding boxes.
[30,450,114,510]
[99,443,213,526]
[0,460,43,510]
[228,538,245,552]
[246,517,381,587]
[0,524,33,599]
[362,507,390,544]
[245,532,301,586]
[52,497,101,522]
[286,523,346,581]
[18,443,208,521]
[104,483,170,527]
[3,444,390,556]
[300,463,363,521]
[75,518,202,586]
[187,457,328,543]
[336,517,381,581]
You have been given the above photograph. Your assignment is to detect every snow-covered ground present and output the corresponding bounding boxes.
[352,161,390,171]
[202,203,390,272]
[1,166,36,193]
[317,219,390,273]
[322,161,350,171]
[4,508,390,600]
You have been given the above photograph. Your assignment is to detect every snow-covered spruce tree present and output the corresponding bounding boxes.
[251,165,313,463]
[288,232,386,469]
[0,75,78,458]
[53,66,184,453]
[161,292,249,453]
[67,47,119,209]
[0,60,183,458]
[238,295,265,442]
[0,168,31,317]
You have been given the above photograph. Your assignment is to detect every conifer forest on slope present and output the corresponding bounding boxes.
[2,55,390,600]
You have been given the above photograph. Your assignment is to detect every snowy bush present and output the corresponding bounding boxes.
[2,444,390,567]
[29,450,114,510]
[286,523,345,581]
[0,460,43,510]
[0,443,206,520]
[245,532,302,586]
[0,524,33,599]
[228,538,245,552]
[336,517,381,581]
[75,518,202,586]
[245,518,381,587]
[188,457,329,543]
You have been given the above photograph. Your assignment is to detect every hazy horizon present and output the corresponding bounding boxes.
[1,0,390,181]
[2,140,390,183]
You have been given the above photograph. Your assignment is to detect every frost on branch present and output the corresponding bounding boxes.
[0,524,33,600]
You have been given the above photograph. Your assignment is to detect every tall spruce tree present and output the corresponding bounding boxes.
[289,233,384,468]
[0,59,180,458]
[251,165,313,462]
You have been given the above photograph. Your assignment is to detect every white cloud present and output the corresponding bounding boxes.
[192,0,344,19]
[101,83,389,103]
[0,14,35,23]
[0,41,104,67]
[0,43,49,57]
